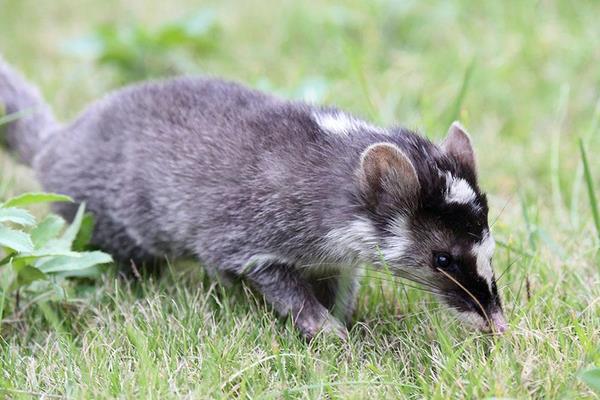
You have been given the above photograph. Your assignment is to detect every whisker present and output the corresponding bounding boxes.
[394,273,443,291]
[466,231,480,240]
[436,268,494,332]
[293,260,455,301]
[498,283,512,292]
[381,272,444,293]
[299,262,445,292]
[400,305,447,319]
[496,257,522,282]
[359,275,445,297]
[313,270,448,298]
[362,265,445,291]
[490,192,516,229]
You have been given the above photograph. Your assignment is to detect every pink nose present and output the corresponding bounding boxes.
[490,312,508,334]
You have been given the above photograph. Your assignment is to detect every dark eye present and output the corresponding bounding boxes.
[434,252,452,269]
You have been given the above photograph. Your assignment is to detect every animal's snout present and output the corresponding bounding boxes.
[488,312,508,334]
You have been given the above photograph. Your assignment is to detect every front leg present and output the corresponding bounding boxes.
[310,269,361,325]
[244,262,346,340]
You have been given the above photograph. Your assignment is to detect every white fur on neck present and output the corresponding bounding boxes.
[381,215,411,261]
[313,111,386,137]
[323,217,378,261]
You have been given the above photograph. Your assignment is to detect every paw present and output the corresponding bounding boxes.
[319,314,349,341]
[296,311,348,341]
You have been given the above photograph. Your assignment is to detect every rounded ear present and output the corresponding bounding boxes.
[442,121,477,173]
[358,142,420,207]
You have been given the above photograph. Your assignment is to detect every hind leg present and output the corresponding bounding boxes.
[53,201,161,274]
[94,216,162,274]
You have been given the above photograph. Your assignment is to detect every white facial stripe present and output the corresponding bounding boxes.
[381,215,410,261]
[324,217,378,261]
[472,232,495,290]
[445,173,477,205]
[313,111,386,137]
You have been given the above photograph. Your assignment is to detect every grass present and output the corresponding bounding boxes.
[580,139,600,245]
[0,0,599,398]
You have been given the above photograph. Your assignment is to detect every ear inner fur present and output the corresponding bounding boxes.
[358,142,420,205]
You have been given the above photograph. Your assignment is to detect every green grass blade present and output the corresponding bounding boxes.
[447,58,475,126]
[579,139,600,245]
[550,85,569,216]
[0,109,33,126]
[570,97,600,227]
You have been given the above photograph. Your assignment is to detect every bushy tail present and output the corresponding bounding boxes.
[0,56,58,165]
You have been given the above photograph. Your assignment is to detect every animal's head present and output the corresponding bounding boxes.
[356,122,506,333]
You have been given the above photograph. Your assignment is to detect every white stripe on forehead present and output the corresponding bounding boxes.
[472,231,496,291]
[444,173,477,205]
[313,111,386,137]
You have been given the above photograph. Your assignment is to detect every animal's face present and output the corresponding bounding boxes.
[357,122,506,333]
[396,175,505,333]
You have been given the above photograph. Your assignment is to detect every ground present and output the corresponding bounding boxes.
[0,0,599,398]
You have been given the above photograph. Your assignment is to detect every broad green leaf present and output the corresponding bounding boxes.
[0,226,34,253]
[35,238,71,253]
[31,214,66,248]
[36,204,85,253]
[37,251,112,273]
[0,207,36,226]
[2,192,72,208]
[55,265,104,279]
[9,250,85,269]
[72,212,95,251]
[23,249,83,258]
[581,368,600,393]
[61,202,86,246]
[15,264,47,287]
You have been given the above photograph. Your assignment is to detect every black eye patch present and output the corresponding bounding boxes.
[435,203,487,239]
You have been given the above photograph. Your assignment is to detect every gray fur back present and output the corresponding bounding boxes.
[4,71,425,276]
[33,78,375,269]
